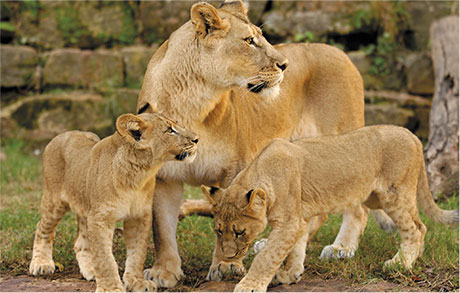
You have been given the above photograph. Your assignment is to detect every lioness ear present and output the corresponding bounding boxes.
[220,0,248,17]
[116,114,145,144]
[201,185,220,205]
[191,2,229,38]
[243,188,266,217]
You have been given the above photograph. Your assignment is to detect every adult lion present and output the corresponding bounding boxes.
[137,0,378,287]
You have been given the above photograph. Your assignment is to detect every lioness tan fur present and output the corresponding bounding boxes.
[29,112,198,292]
[137,0,375,287]
[202,125,459,292]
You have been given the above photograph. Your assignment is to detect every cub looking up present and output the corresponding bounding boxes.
[29,112,198,292]
[202,125,458,292]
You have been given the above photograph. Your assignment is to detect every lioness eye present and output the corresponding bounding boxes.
[244,37,255,46]
[166,126,177,134]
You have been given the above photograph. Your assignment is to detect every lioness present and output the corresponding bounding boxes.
[137,0,385,287]
[202,125,458,292]
[29,112,198,292]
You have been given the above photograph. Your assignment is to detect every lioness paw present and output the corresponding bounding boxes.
[320,244,355,259]
[234,280,266,292]
[29,259,55,276]
[143,266,183,288]
[124,278,157,292]
[206,261,246,281]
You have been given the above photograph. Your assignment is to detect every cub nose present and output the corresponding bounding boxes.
[276,61,288,71]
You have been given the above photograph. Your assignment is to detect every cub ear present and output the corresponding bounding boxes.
[116,114,145,144]
[243,188,266,217]
[220,0,248,17]
[191,2,229,38]
[201,185,220,205]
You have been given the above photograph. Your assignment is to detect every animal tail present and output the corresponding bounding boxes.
[417,159,459,225]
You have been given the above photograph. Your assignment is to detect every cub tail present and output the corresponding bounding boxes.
[417,159,459,225]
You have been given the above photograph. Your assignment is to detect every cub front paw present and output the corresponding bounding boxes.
[234,280,266,292]
[143,265,183,288]
[206,261,246,281]
[320,244,355,259]
[29,258,55,276]
[272,263,304,285]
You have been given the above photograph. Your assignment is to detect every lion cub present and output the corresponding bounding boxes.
[29,112,198,292]
[202,125,458,292]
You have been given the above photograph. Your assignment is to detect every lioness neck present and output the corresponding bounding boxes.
[141,24,230,127]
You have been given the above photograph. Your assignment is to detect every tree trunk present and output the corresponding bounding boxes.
[424,16,459,198]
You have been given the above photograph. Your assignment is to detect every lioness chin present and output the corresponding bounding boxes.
[29,112,198,292]
[202,125,459,292]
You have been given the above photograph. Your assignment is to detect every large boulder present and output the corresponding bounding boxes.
[0,45,38,88]
[43,49,123,88]
[402,52,434,95]
[14,1,65,49]
[0,92,114,141]
[121,46,156,89]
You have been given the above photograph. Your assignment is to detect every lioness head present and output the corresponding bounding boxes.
[169,0,288,97]
[116,112,199,163]
[201,185,267,260]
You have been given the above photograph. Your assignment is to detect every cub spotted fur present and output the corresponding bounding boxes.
[202,125,458,292]
[29,112,198,292]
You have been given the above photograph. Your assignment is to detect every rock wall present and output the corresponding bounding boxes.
[1,0,457,144]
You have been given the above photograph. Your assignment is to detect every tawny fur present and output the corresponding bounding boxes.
[136,1,371,287]
[29,113,198,292]
[203,125,459,292]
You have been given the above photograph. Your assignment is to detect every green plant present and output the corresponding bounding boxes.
[0,22,15,32]
[294,31,315,43]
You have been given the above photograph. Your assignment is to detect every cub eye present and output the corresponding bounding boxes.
[244,37,255,46]
[234,228,246,238]
[215,228,223,236]
[166,126,177,134]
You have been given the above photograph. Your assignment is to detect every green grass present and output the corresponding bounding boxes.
[0,138,458,291]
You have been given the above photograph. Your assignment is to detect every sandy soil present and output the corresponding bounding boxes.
[0,274,425,292]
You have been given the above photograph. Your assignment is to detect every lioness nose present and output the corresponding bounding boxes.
[276,61,288,71]
[192,137,199,144]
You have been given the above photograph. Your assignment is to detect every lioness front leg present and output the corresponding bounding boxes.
[207,240,246,281]
[234,223,304,292]
[320,204,369,259]
[144,180,184,288]
[87,214,125,292]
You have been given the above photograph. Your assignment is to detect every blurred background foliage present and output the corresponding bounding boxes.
[0,0,458,145]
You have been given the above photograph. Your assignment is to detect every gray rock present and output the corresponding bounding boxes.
[43,49,123,88]
[121,46,156,89]
[365,104,415,127]
[0,45,38,88]
[0,92,113,141]
[347,51,372,74]
[402,52,434,95]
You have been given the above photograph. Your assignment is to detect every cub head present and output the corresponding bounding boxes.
[201,184,267,260]
[170,0,288,97]
[116,111,199,163]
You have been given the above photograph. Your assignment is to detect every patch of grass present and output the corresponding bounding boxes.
[0,138,458,292]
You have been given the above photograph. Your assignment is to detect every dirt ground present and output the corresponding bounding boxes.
[0,274,426,292]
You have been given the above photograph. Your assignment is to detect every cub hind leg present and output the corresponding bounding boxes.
[29,190,69,276]
[380,187,426,270]
[74,216,95,281]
